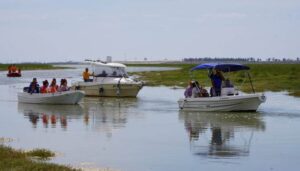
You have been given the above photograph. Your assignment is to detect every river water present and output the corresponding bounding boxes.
[0,67,300,171]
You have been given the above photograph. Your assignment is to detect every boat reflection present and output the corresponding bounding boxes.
[81,97,138,136]
[18,103,84,129]
[179,111,266,158]
[18,97,139,136]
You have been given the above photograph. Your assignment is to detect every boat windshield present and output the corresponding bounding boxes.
[93,66,128,78]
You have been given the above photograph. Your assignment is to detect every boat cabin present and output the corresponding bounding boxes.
[91,62,129,78]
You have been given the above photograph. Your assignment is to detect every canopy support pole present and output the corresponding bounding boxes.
[247,72,255,93]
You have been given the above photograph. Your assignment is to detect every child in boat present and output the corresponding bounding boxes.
[28,78,40,94]
[184,81,193,98]
[40,80,50,93]
[49,79,58,93]
[59,79,70,91]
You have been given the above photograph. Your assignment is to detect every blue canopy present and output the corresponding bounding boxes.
[191,63,250,72]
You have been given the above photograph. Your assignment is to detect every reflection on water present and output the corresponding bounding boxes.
[81,97,139,136]
[179,111,265,158]
[18,97,139,136]
[19,103,84,129]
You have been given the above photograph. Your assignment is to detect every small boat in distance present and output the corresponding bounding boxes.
[178,63,266,112]
[7,64,21,77]
[7,72,21,77]
[18,90,85,105]
[71,60,143,97]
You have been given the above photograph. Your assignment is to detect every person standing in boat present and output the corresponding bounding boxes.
[28,78,40,94]
[82,68,94,82]
[209,69,225,96]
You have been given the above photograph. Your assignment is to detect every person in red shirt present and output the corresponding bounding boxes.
[40,80,49,93]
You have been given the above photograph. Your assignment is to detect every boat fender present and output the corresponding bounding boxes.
[116,80,121,96]
[259,94,266,102]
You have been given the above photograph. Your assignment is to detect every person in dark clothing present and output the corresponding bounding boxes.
[209,69,225,96]
[28,78,40,94]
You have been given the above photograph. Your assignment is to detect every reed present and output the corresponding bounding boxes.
[0,145,79,171]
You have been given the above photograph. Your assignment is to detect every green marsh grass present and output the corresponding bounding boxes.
[0,145,78,171]
[0,63,68,71]
[129,63,300,96]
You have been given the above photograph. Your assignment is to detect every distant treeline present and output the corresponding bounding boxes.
[182,57,300,63]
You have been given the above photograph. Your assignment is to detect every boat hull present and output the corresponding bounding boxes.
[18,91,85,105]
[7,72,21,77]
[178,94,266,112]
[72,82,143,97]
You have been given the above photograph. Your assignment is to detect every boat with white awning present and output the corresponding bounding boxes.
[72,60,143,97]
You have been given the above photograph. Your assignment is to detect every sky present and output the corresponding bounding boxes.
[0,0,299,63]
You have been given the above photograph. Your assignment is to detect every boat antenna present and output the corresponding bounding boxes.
[247,72,255,93]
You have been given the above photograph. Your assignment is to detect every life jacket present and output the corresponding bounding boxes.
[40,86,49,93]
[50,86,57,93]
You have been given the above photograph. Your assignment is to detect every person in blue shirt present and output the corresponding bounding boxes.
[209,69,224,96]
[28,78,40,94]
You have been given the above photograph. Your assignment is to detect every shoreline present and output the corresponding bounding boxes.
[0,64,70,71]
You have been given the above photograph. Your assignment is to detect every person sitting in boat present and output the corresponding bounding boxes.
[58,79,70,91]
[40,80,50,93]
[49,80,58,93]
[209,69,225,96]
[50,78,59,90]
[192,81,201,98]
[28,78,40,94]
[200,88,209,97]
[82,68,94,82]
[184,81,193,98]
[97,70,108,77]
[8,65,12,74]
[11,64,17,73]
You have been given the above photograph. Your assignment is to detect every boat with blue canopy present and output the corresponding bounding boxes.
[178,63,266,112]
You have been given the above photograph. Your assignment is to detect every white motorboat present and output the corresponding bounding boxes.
[178,63,266,112]
[72,60,143,97]
[18,90,85,105]
[178,93,266,112]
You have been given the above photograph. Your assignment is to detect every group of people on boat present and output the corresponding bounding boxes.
[184,69,234,98]
[8,64,21,74]
[27,78,70,94]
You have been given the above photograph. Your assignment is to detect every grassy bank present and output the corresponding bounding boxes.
[0,63,68,71]
[0,145,78,171]
[128,63,300,96]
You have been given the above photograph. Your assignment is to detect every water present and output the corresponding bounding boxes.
[1,68,300,171]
